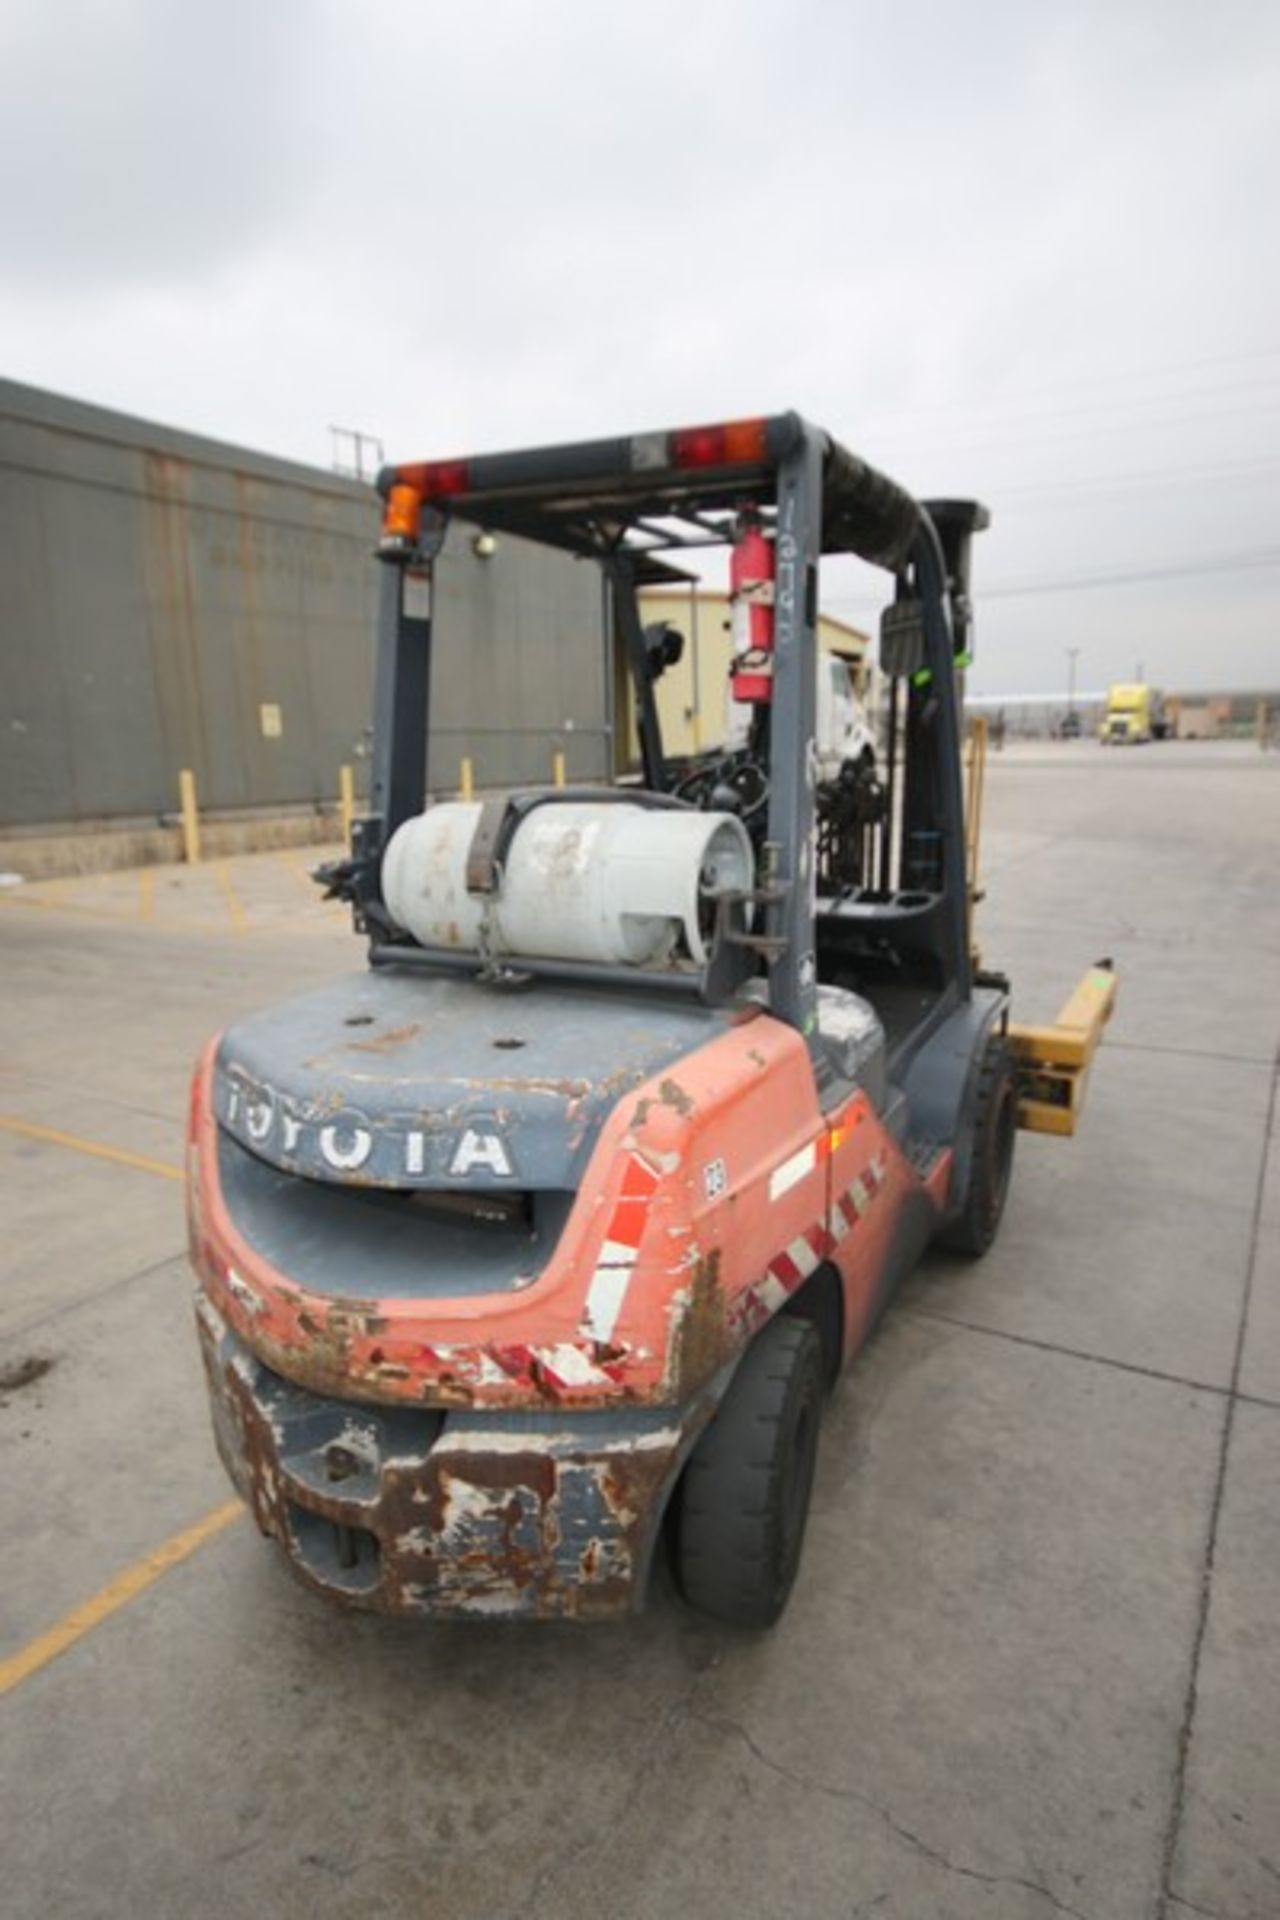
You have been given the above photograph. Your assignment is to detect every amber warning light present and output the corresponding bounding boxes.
[379,482,423,556]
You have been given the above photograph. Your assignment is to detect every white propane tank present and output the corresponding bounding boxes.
[382,801,754,968]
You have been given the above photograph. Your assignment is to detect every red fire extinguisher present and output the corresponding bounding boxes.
[729,514,774,705]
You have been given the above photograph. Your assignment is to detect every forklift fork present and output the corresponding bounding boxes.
[1009,963,1118,1135]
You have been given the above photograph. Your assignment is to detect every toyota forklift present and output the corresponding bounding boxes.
[187,413,1114,1626]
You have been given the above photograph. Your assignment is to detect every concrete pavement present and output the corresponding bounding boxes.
[1,742,1277,1919]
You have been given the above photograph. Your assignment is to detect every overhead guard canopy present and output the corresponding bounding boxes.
[377,412,922,575]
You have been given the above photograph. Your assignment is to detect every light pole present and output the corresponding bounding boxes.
[1066,646,1080,724]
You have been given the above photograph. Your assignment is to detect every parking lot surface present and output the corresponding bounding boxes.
[1,740,1277,1920]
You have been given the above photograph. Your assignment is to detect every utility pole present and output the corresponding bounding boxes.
[1066,646,1080,721]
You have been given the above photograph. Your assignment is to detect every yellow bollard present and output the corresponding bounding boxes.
[178,768,201,865]
[460,755,474,802]
[552,750,566,790]
[964,716,988,955]
[339,763,355,847]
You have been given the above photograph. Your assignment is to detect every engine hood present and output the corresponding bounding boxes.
[213,967,740,1192]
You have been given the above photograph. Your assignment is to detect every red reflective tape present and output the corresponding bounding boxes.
[533,1357,571,1391]
[606,1153,662,1247]
[728,1288,770,1339]
[768,1248,804,1291]
[804,1223,831,1263]
[621,1155,661,1200]
[489,1343,537,1383]
[531,1345,611,1392]
[609,1197,650,1245]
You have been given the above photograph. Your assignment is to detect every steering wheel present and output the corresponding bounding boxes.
[673,754,770,824]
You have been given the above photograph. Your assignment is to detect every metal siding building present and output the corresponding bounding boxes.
[0,381,609,832]
[428,527,610,790]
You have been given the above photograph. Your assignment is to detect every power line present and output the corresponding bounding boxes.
[868,372,1280,438]
[853,344,1280,427]
[874,397,1280,466]
[982,550,1280,599]
[826,547,1280,609]
[994,455,1280,502]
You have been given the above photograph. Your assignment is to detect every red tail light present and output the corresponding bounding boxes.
[670,417,769,470]
[396,458,471,501]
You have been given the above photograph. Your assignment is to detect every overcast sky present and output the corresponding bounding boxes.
[2,0,1277,695]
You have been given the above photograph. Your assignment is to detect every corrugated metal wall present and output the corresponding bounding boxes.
[0,381,609,829]
[430,527,611,789]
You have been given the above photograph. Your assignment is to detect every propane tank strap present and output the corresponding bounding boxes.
[465,795,510,895]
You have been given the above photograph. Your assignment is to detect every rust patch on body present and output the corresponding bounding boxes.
[670,1247,727,1395]
[657,1076,694,1116]
[632,1073,694,1130]
[421,1449,558,1532]
[599,1444,672,1533]
[470,1074,591,1099]
[345,1022,423,1054]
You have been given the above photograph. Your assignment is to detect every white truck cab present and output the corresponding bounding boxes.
[728,652,875,778]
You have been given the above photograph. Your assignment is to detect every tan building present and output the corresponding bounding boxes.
[1166,693,1277,740]
[614,585,872,771]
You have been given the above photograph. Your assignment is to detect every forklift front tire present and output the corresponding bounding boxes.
[674,1316,823,1629]
[940,1038,1017,1258]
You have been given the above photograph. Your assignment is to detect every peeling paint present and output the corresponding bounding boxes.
[657,1076,694,1116]
[197,1305,692,1620]
[344,1022,423,1055]
[668,1247,727,1396]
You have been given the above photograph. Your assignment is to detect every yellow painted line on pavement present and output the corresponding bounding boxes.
[0,1114,183,1182]
[0,1500,243,1699]
[0,890,220,935]
[277,849,320,893]
[213,860,249,934]
[0,891,134,925]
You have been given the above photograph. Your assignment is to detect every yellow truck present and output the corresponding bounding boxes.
[1100,683,1169,744]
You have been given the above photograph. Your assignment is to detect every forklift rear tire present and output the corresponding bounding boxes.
[940,1038,1017,1257]
[674,1316,823,1629]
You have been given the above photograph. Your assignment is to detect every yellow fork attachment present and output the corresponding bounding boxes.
[1008,961,1118,1136]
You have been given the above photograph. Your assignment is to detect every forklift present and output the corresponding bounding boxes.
[187,413,1115,1626]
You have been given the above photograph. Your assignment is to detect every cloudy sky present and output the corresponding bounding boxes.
[2,0,1277,695]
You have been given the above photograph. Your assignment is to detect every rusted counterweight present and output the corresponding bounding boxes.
[197,1296,700,1619]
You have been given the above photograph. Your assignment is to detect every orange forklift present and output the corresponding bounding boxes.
[187,413,1114,1625]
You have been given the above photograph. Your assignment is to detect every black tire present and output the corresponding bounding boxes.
[674,1316,823,1628]
[941,1037,1017,1257]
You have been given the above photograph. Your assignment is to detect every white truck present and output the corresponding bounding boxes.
[728,650,876,776]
